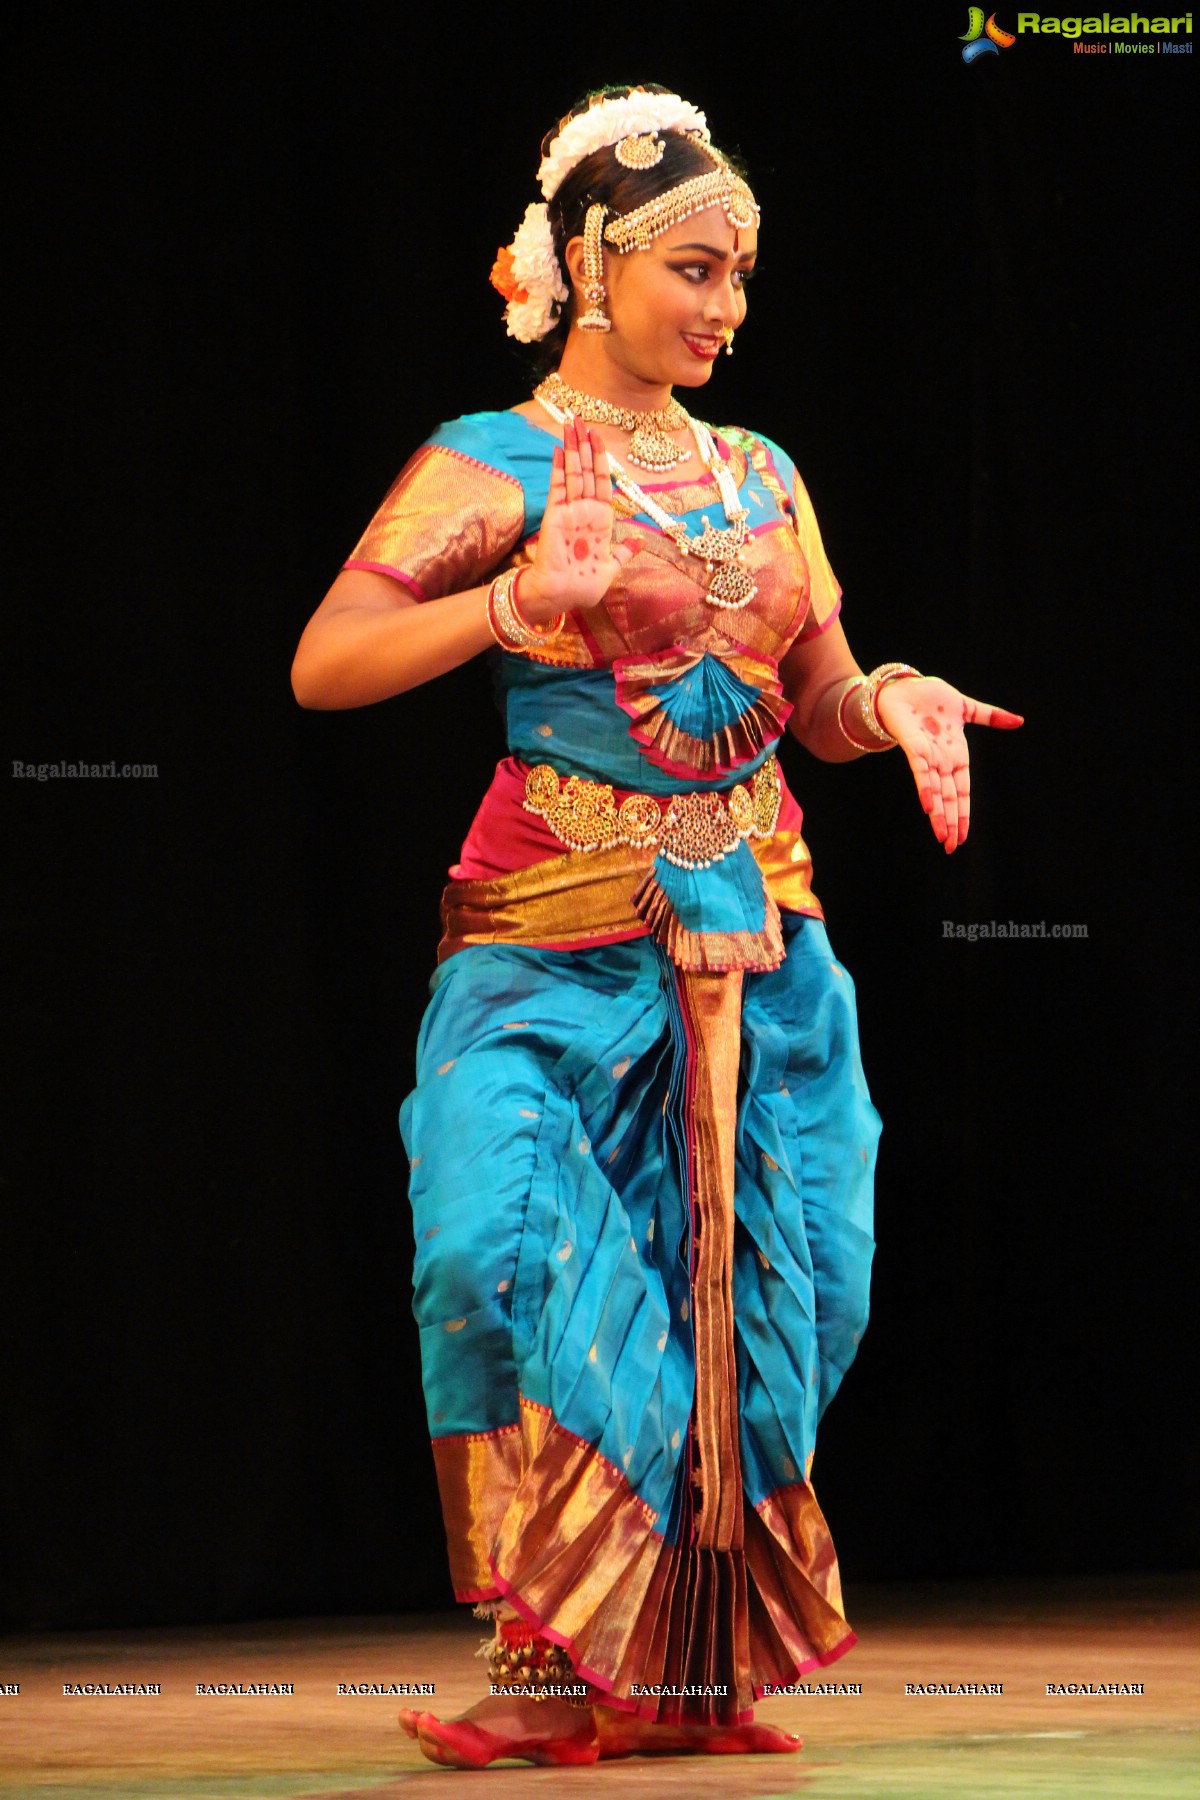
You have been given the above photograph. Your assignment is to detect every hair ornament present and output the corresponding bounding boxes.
[489,201,569,342]
[537,91,709,199]
[615,131,665,171]
[603,139,759,253]
[491,89,757,342]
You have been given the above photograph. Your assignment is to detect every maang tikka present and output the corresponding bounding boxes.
[577,203,611,333]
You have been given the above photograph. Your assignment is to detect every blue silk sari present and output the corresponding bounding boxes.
[347,411,880,1721]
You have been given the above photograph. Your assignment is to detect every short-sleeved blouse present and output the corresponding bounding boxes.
[345,410,844,974]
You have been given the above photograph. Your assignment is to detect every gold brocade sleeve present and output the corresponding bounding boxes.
[791,469,842,638]
[343,444,525,600]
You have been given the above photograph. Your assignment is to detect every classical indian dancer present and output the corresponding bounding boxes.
[291,84,1022,1769]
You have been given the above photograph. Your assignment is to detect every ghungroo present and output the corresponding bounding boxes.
[484,1621,591,1707]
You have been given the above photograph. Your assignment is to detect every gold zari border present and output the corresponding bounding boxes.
[431,1423,524,1598]
[431,1415,854,1716]
[438,829,822,964]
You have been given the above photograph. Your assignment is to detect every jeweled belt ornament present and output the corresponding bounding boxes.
[524,757,781,868]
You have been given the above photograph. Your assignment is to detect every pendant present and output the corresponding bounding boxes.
[684,516,757,610]
[705,561,758,609]
[627,423,690,471]
[689,515,748,562]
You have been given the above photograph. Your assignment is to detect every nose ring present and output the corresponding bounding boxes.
[721,325,735,356]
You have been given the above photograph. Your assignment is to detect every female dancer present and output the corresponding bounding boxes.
[292,85,1021,1769]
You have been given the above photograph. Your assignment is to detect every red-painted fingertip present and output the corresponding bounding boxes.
[995,711,1024,728]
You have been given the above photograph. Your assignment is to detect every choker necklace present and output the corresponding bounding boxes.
[534,373,691,472]
[535,388,757,610]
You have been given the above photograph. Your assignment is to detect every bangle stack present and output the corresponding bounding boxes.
[835,676,878,751]
[486,568,566,651]
[835,663,923,751]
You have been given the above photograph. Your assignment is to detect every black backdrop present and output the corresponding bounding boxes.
[4,5,1196,1632]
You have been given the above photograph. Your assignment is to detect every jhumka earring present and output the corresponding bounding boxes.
[721,325,735,355]
[578,203,611,333]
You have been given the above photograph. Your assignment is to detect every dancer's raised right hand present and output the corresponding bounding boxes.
[517,422,640,623]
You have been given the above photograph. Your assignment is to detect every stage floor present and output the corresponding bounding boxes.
[1,1575,1196,1799]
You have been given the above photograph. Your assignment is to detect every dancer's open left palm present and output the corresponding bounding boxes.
[876,677,1024,853]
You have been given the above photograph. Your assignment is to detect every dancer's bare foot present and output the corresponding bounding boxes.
[401,1692,598,1768]
[594,1708,802,1758]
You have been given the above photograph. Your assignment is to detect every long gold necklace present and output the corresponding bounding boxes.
[534,372,691,472]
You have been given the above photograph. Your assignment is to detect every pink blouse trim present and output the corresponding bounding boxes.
[341,559,427,602]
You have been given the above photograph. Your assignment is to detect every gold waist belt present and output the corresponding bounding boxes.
[523,756,782,871]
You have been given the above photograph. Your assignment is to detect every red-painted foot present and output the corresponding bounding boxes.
[414,1711,599,1769]
[595,1711,803,1758]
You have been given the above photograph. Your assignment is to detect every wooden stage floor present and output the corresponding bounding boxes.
[1,1575,1196,1799]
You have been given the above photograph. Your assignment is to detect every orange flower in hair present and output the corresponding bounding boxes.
[489,246,528,304]
[491,204,568,342]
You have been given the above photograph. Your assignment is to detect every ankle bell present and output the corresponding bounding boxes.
[485,1620,591,1707]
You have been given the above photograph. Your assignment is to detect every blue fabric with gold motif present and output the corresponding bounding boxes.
[346,410,879,1722]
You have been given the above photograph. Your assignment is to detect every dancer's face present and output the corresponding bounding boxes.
[597,208,756,389]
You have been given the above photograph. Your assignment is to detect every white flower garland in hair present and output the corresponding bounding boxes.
[495,202,570,343]
[489,91,713,343]
[537,92,710,200]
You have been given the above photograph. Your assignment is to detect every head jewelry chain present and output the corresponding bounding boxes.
[490,90,760,345]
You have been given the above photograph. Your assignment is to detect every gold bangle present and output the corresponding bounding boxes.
[836,676,890,752]
[864,663,922,739]
[486,568,564,650]
[485,574,524,649]
[511,568,565,641]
